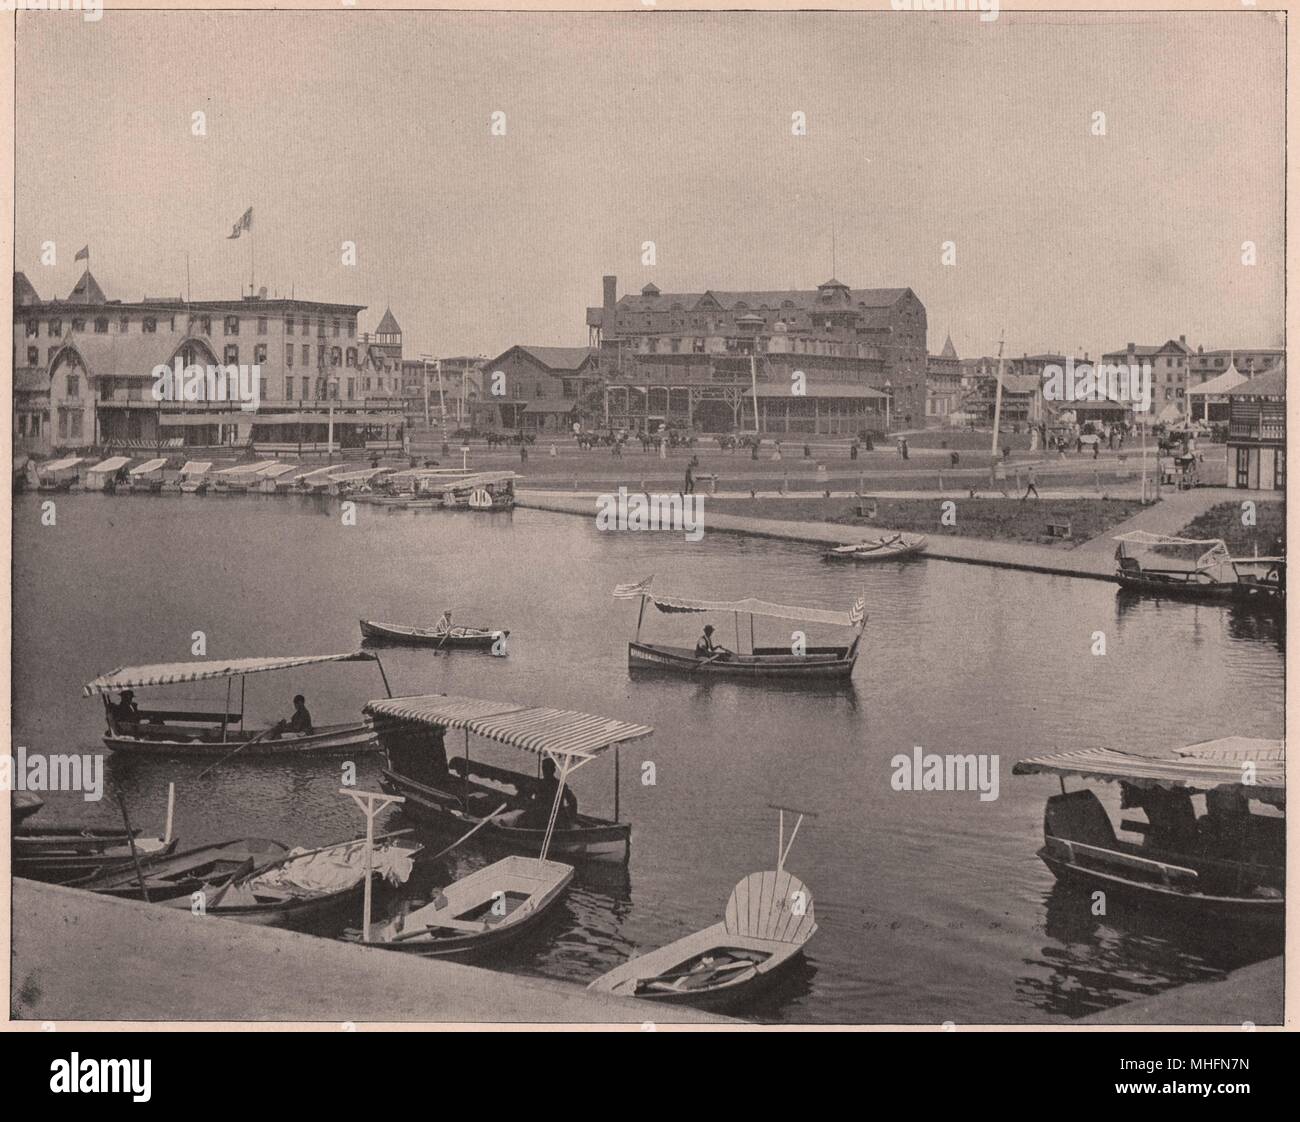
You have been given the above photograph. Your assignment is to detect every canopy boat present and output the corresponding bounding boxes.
[83,650,393,757]
[369,693,653,864]
[366,470,516,511]
[177,460,212,493]
[212,460,279,494]
[359,618,508,651]
[84,456,132,492]
[589,806,818,1010]
[76,837,289,901]
[326,467,393,497]
[125,457,168,493]
[36,456,84,492]
[1012,737,1284,931]
[615,577,866,681]
[254,462,300,493]
[825,533,928,563]
[161,835,419,928]
[294,465,345,494]
[1113,532,1284,609]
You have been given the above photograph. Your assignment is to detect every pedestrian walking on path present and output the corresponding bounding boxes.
[1021,465,1039,501]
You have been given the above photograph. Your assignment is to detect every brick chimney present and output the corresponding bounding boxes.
[603,275,617,314]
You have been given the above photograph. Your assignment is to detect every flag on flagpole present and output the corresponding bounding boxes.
[227,207,253,239]
[74,245,89,263]
[613,576,655,600]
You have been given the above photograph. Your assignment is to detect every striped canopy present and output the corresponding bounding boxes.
[83,651,377,696]
[613,576,854,627]
[364,694,653,760]
[1013,746,1284,806]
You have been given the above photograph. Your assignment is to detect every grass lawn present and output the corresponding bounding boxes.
[1171,500,1286,555]
[704,495,1147,545]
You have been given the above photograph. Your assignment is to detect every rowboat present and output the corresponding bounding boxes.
[76,837,289,901]
[369,693,653,864]
[365,470,516,511]
[1012,737,1284,932]
[362,855,573,958]
[825,534,927,563]
[82,650,393,757]
[589,806,818,1010]
[13,826,177,884]
[359,618,508,651]
[161,835,419,928]
[1113,532,1284,610]
[615,577,866,681]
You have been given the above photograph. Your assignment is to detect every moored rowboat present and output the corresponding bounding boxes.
[825,533,927,562]
[76,837,289,901]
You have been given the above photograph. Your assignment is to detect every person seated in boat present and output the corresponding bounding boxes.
[432,610,453,636]
[107,689,141,731]
[499,759,577,830]
[695,624,730,660]
[1199,786,1250,861]
[270,694,313,739]
[1120,783,1197,854]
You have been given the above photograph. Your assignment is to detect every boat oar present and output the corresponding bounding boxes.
[423,802,511,862]
[114,791,152,904]
[692,651,729,673]
[196,724,278,780]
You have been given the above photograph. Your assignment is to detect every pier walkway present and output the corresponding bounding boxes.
[10,879,732,1027]
[518,487,1250,583]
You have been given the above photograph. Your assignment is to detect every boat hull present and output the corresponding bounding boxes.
[13,835,179,885]
[825,536,927,563]
[380,768,631,863]
[359,619,508,650]
[628,641,856,681]
[1039,850,1283,932]
[102,721,377,757]
[1116,572,1283,609]
[77,838,289,901]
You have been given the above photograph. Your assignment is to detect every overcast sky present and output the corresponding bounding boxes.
[17,10,1284,361]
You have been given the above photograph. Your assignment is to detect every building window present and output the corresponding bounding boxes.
[49,319,62,336]
[71,318,85,333]
[1275,448,1286,491]
[94,317,109,334]
[224,344,239,364]
[363,377,371,392]
[225,316,240,335]
[346,347,357,367]
[258,317,268,335]
[66,373,79,397]
[285,377,294,400]
[143,317,157,333]
[348,319,356,337]
[285,316,295,333]
[1236,446,1251,489]
[332,319,340,337]
[119,317,130,332]
[286,344,294,366]
[302,344,310,365]
[27,347,38,364]
[254,344,268,364]
[25,320,37,337]
[70,410,82,438]
[331,347,342,367]
[347,379,355,400]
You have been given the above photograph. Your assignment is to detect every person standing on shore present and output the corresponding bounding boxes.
[684,461,695,495]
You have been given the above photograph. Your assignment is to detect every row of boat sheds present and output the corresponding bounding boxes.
[11,575,1286,1014]
[18,455,517,509]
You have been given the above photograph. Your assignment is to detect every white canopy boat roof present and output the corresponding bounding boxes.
[1113,531,1232,569]
[613,576,860,628]
[84,650,381,697]
[364,694,653,763]
[329,467,392,483]
[423,471,516,491]
[1013,744,1284,807]
[179,460,213,476]
[87,456,131,475]
[41,456,85,474]
[255,462,299,480]
[128,458,169,475]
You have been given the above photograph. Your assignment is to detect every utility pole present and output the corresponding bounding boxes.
[990,333,1006,476]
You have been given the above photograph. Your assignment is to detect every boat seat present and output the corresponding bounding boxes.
[1044,789,1117,848]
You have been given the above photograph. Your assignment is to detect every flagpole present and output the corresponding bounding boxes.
[250,221,255,297]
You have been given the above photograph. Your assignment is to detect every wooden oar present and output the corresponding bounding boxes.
[424,802,511,862]
[114,791,152,904]
[692,650,729,673]
[196,724,278,780]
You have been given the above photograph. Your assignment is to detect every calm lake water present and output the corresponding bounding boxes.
[11,492,1285,1023]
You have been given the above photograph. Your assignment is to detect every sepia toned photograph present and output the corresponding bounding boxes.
[4,5,1288,1034]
